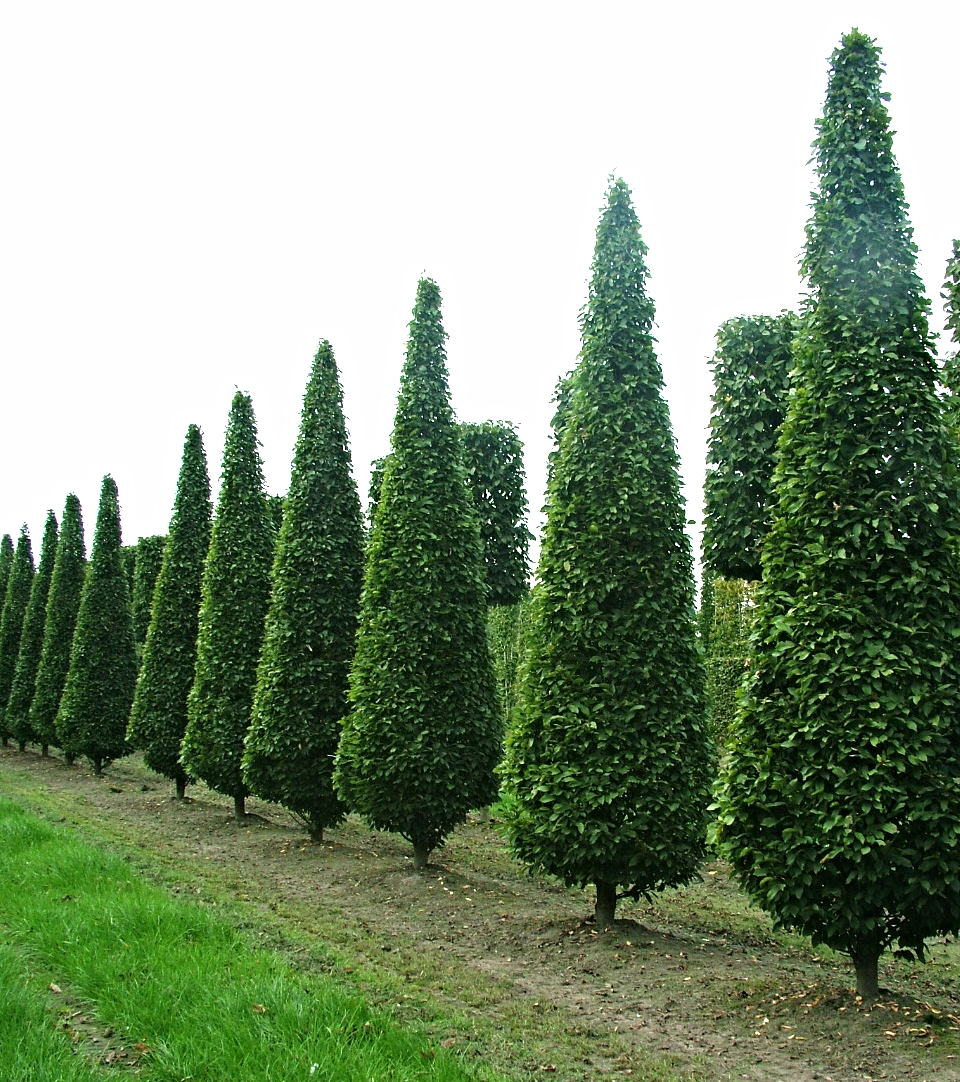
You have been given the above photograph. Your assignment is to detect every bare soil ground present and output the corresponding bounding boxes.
[2,744,959,1082]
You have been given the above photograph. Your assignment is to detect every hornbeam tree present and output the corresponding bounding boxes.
[0,527,35,744]
[0,535,14,609]
[30,495,86,754]
[7,511,58,750]
[500,179,712,926]
[131,535,166,654]
[716,31,960,1000]
[243,341,364,840]
[56,476,137,774]
[941,240,960,431]
[181,394,274,820]
[334,278,501,868]
[127,425,212,798]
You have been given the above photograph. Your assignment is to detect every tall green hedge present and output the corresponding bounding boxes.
[131,535,166,653]
[127,425,212,798]
[715,31,960,1000]
[0,528,35,745]
[0,535,14,611]
[244,341,364,840]
[55,477,137,774]
[334,279,500,868]
[6,511,58,750]
[941,240,960,431]
[181,394,274,820]
[501,179,712,926]
[30,495,86,753]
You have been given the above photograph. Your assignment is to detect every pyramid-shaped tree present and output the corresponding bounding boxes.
[243,341,364,840]
[7,511,58,750]
[0,527,35,745]
[56,476,138,774]
[181,394,274,821]
[131,534,166,655]
[30,495,86,755]
[0,535,14,608]
[715,31,960,1000]
[334,278,501,869]
[127,425,211,798]
[500,179,712,927]
[942,239,960,432]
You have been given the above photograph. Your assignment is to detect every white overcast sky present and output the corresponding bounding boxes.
[2,2,957,565]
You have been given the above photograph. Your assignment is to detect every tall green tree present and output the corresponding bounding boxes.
[500,179,712,927]
[0,535,14,610]
[127,426,212,798]
[55,477,137,774]
[0,528,35,745]
[941,239,960,431]
[181,394,274,821]
[131,535,166,653]
[715,31,960,1000]
[460,421,532,606]
[6,511,58,750]
[30,495,86,754]
[702,312,797,581]
[334,278,501,869]
[243,341,364,840]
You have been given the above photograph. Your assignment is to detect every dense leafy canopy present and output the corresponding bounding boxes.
[700,574,755,743]
[56,476,137,774]
[30,495,86,751]
[941,240,960,431]
[703,313,797,581]
[6,511,58,749]
[0,535,14,612]
[334,278,501,866]
[181,394,274,813]
[127,425,212,796]
[0,527,35,744]
[501,178,712,924]
[131,535,166,653]
[244,341,364,839]
[715,30,960,997]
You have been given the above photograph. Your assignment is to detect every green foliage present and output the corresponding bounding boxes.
[119,544,137,595]
[334,278,501,864]
[181,394,274,806]
[6,511,58,749]
[0,535,13,610]
[367,455,387,535]
[55,477,137,773]
[703,312,797,580]
[131,534,166,652]
[0,528,35,743]
[941,240,960,431]
[126,426,212,794]
[265,492,285,534]
[486,595,531,730]
[715,31,960,978]
[30,495,86,751]
[501,179,713,914]
[460,422,532,606]
[702,577,755,744]
[244,341,364,838]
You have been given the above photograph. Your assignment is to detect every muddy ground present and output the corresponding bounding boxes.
[2,745,959,1082]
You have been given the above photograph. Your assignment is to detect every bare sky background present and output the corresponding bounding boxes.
[2,2,957,568]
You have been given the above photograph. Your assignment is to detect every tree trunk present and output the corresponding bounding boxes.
[413,840,430,870]
[175,775,187,800]
[41,745,49,757]
[92,758,103,776]
[594,879,618,928]
[18,741,26,753]
[308,823,324,844]
[234,794,246,822]
[852,931,881,1001]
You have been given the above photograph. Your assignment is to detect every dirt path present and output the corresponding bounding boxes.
[2,745,958,1082]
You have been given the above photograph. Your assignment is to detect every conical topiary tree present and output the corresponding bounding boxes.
[941,239,960,431]
[126,425,212,798]
[181,394,274,821]
[0,535,14,610]
[7,511,58,750]
[0,527,35,745]
[30,495,86,755]
[55,476,138,774]
[334,278,501,869]
[500,179,712,927]
[715,31,960,1001]
[131,534,166,654]
[243,341,364,840]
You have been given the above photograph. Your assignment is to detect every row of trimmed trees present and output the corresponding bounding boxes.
[2,28,958,1003]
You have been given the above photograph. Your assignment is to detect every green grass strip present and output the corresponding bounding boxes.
[0,796,502,1082]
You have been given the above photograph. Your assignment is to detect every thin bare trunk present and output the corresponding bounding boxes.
[175,775,187,800]
[594,880,617,928]
[234,794,246,822]
[413,840,430,870]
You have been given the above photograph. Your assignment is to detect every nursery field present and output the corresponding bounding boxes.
[2,745,959,1082]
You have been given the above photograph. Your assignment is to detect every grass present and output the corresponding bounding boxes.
[0,796,505,1082]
